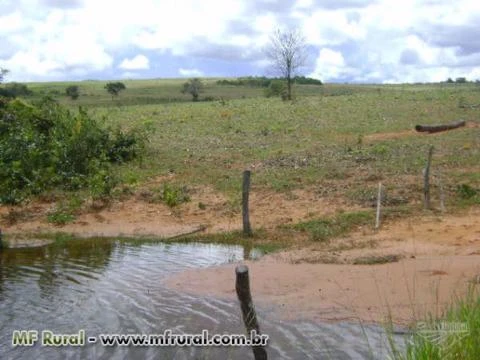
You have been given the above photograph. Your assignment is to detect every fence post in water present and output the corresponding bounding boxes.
[375,183,382,230]
[423,146,434,210]
[242,170,253,237]
[235,265,267,360]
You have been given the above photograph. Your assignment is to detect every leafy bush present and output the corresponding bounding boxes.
[65,85,80,100]
[161,184,190,207]
[0,97,146,203]
[456,184,478,199]
[47,210,76,225]
[293,76,322,85]
[217,76,322,87]
[0,82,33,98]
[181,78,204,101]
[264,80,287,98]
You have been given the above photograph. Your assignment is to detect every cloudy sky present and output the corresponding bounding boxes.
[1,0,479,83]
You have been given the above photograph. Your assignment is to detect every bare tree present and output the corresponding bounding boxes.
[265,28,307,100]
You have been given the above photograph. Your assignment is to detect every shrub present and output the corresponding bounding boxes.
[181,78,204,101]
[65,85,80,100]
[457,184,478,199]
[0,82,33,98]
[0,97,146,203]
[264,80,287,98]
[161,184,190,207]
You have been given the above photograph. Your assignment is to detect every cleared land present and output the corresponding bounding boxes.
[1,79,480,326]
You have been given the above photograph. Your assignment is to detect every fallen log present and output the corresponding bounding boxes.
[415,120,466,134]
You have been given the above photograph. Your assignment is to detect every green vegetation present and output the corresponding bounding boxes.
[65,85,80,100]
[293,211,374,242]
[264,79,287,99]
[217,76,322,87]
[1,75,479,357]
[0,68,8,83]
[104,81,126,99]
[181,78,204,101]
[1,78,478,217]
[390,289,480,360]
[0,82,33,98]
[0,96,146,204]
[160,184,191,207]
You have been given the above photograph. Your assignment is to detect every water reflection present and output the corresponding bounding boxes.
[0,239,402,359]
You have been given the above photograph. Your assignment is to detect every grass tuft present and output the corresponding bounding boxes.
[292,210,375,242]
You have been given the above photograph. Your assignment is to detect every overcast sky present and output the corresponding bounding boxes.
[1,0,479,83]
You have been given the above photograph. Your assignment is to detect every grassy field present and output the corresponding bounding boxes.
[2,78,480,357]
[16,79,479,210]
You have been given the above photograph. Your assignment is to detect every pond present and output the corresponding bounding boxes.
[0,238,403,359]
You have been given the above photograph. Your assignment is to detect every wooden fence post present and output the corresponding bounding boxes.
[242,170,253,236]
[439,172,446,212]
[0,229,3,250]
[375,183,382,230]
[236,265,267,360]
[424,146,434,210]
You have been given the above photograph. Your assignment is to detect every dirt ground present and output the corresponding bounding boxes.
[164,207,480,325]
[0,185,355,240]
[2,183,480,326]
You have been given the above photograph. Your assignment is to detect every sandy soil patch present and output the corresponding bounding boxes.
[166,207,480,325]
[0,186,355,240]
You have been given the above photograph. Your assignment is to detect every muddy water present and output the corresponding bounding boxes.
[0,239,403,359]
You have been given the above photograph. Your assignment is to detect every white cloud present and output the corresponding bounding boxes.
[119,55,150,70]
[301,9,367,46]
[178,68,204,77]
[0,11,28,34]
[2,0,480,82]
[310,48,350,81]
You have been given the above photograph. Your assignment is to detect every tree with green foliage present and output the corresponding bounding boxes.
[265,28,307,100]
[66,85,80,100]
[0,68,8,83]
[181,78,204,101]
[0,82,33,98]
[455,77,467,83]
[105,82,126,99]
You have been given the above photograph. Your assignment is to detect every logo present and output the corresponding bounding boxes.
[415,321,469,358]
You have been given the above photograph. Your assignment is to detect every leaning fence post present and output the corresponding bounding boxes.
[423,146,434,210]
[242,170,253,236]
[235,265,267,360]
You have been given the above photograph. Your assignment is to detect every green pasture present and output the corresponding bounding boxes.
[4,79,480,206]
